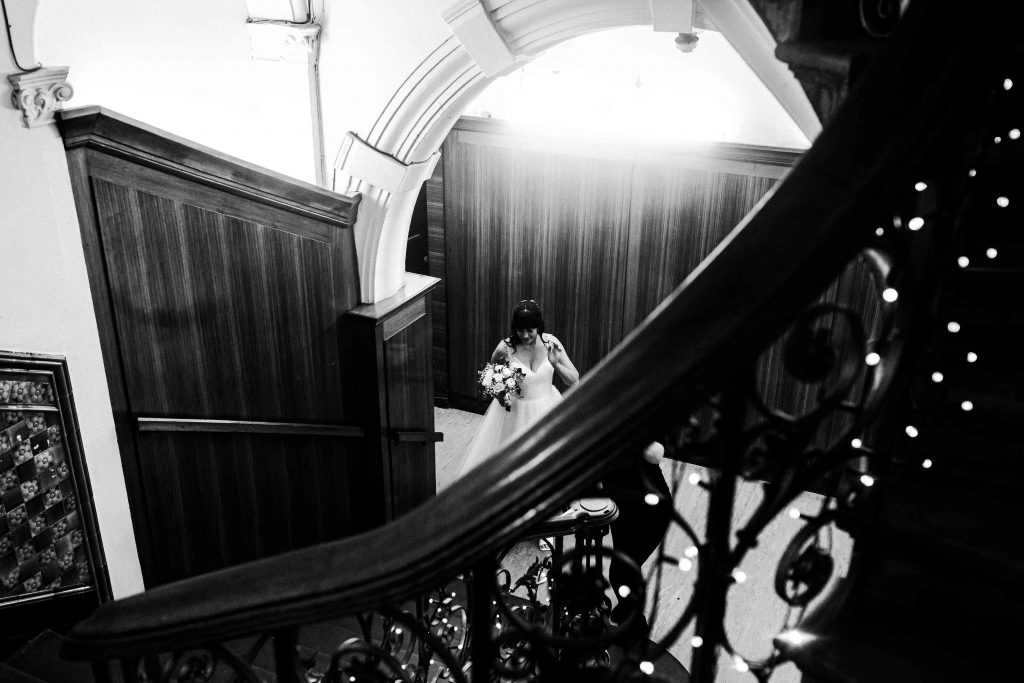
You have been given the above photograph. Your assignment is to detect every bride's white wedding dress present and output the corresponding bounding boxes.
[458,348,562,477]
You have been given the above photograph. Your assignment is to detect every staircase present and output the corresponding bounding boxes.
[0,631,95,683]
[6,3,1024,682]
[775,38,1024,683]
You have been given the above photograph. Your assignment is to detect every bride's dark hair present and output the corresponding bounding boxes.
[506,299,547,350]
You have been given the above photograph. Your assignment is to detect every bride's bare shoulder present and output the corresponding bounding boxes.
[490,339,513,362]
[543,334,563,350]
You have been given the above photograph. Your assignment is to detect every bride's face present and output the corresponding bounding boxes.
[517,328,539,345]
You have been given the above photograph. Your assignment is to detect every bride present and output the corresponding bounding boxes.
[458,300,579,477]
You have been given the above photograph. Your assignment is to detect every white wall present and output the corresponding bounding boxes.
[318,0,451,169]
[35,0,318,184]
[1,62,145,596]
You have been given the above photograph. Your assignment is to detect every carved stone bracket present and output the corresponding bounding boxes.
[246,20,321,64]
[7,67,74,128]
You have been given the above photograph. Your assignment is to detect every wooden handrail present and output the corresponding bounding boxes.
[62,3,1013,661]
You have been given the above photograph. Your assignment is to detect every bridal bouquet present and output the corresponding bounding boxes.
[479,359,526,411]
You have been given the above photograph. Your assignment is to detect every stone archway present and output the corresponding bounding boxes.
[332,0,819,303]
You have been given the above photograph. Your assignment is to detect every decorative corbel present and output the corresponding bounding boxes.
[334,133,440,195]
[246,20,321,64]
[7,67,74,128]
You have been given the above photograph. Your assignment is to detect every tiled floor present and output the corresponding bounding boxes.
[434,406,852,682]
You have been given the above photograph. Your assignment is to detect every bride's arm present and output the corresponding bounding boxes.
[489,339,511,363]
[546,335,580,388]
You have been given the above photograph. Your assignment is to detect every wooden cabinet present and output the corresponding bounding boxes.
[342,274,441,525]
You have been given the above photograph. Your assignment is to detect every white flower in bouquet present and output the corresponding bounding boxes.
[478,358,526,411]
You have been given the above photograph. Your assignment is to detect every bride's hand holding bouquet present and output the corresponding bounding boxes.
[479,358,525,411]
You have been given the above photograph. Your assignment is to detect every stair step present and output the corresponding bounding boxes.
[776,608,1018,682]
[5,630,100,683]
[905,420,1024,489]
[0,663,48,683]
[929,325,1023,373]
[955,241,1024,272]
[943,266,1024,304]
[873,470,1024,577]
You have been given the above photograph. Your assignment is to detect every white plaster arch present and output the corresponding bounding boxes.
[336,0,820,303]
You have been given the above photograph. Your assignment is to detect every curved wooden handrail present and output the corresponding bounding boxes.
[62,2,1014,660]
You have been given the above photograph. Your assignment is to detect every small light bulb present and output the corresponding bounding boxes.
[865,352,881,366]
[733,570,747,584]
[957,256,970,268]
[967,351,978,363]
[968,168,977,177]
[1011,128,1021,140]
[1005,78,1014,90]
[678,557,693,571]
[997,196,1010,207]
[788,507,801,519]
[688,472,702,485]
[882,287,899,302]
[908,216,925,231]
[947,321,961,333]
[644,493,660,506]
[851,438,863,448]
[995,136,1003,144]
[875,227,885,236]
[691,636,704,648]
[914,181,928,191]
[922,458,933,469]
[961,400,974,411]
[618,585,631,598]
[640,661,655,675]
[932,372,944,383]
[905,425,919,438]
[987,247,998,259]
[860,474,875,487]
[395,628,402,635]
[685,546,699,558]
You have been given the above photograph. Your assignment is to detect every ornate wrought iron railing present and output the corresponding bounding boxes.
[60,2,1020,681]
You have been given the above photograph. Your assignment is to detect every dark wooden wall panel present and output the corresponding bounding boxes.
[444,137,633,404]
[59,108,365,587]
[624,167,777,329]
[92,177,344,421]
[426,160,449,401]
[137,433,354,580]
[439,120,797,409]
[385,316,437,518]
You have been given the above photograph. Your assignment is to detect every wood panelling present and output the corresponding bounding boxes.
[92,177,345,421]
[136,417,364,437]
[443,134,634,405]
[59,108,364,587]
[623,166,778,330]
[426,160,449,402]
[438,119,798,409]
[342,274,440,526]
[384,316,437,518]
[136,432,354,581]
